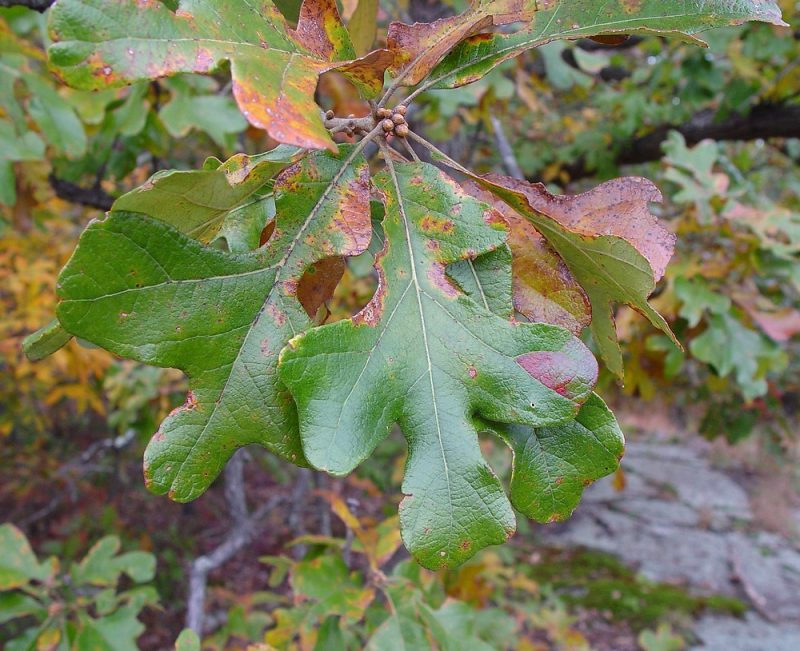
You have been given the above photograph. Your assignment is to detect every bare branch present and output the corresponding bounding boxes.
[48,175,114,211]
[185,450,282,635]
[490,115,523,179]
[0,0,54,11]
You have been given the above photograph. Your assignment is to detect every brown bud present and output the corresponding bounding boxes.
[376,107,392,118]
[394,105,407,116]
[392,113,406,125]
[382,119,395,132]
[325,109,335,120]
[395,124,409,138]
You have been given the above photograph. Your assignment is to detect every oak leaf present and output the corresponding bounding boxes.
[56,147,372,501]
[279,161,598,568]
[48,0,392,150]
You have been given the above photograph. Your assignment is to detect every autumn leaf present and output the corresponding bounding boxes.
[279,161,598,569]
[470,175,677,377]
[386,0,536,86]
[48,0,392,150]
[55,146,372,501]
[412,0,786,93]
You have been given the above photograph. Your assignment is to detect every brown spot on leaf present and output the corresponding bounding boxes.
[427,265,459,298]
[516,343,597,402]
[267,303,287,326]
[420,215,455,234]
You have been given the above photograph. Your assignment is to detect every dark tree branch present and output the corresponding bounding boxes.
[48,174,114,211]
[0,0,55,11]
[554,103,800,183]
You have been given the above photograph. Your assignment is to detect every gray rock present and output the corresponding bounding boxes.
[542,439,800,638]
[691,614,800,650]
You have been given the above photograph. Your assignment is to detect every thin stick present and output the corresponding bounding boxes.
[490,114,523,178]
[185,451,283,635]
[406,130,472,175]
[400,137,421,162]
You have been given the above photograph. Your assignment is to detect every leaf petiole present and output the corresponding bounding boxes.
[405,130,471,175]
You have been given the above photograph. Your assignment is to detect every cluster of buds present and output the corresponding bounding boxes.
[376,105,409,139]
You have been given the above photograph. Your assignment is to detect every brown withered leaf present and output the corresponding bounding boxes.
[297,257,346,318]
[387,0,535,86]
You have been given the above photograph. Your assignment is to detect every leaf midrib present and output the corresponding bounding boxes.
[384,161,455,549]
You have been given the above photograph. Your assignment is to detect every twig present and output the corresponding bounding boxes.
[288,468,312,560]
[729,544,776,623]
[185,450,282,634]
[399,137,421,162]
[16,430,137,527]
[405,130,472,175]
[324,113,376,135]
[490,114,523,179]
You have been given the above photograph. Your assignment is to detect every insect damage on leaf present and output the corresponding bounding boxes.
[47,0,392,150]
[279,161,598,569]
[55,147,372,501]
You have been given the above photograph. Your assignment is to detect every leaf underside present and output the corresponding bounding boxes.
[416,0,787,91]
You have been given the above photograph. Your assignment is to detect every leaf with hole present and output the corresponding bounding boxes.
[55,146,372,501]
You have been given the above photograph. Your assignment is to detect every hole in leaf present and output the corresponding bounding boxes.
[298,257,346,320]
[325,258,379,324]
[259,219,276,247]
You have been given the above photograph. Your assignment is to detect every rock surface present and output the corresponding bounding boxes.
[542,441,800,650]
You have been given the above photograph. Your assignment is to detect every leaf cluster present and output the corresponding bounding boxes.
[0,524,158,651]
[17,0,788,567]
